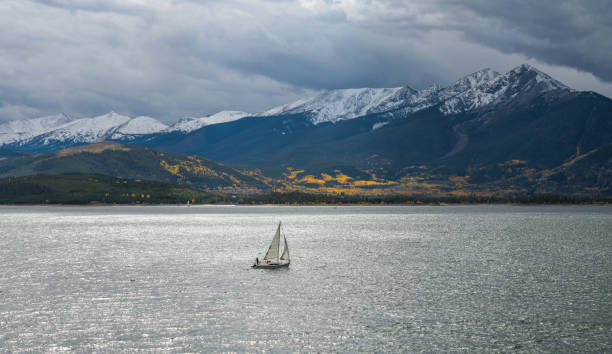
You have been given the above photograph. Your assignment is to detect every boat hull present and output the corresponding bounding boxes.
[252,262,290,269]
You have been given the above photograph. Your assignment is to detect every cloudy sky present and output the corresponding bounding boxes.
[1,0,611,123]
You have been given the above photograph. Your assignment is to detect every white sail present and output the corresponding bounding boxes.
[280,235,289,261]
[263,223,281,260]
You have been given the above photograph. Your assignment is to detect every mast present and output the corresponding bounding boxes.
[276,222,281,264]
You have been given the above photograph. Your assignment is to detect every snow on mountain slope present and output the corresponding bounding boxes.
[507,64,570,92]
[439,68,501,100]
[165,111,250,133]
[260,87,415,124]
[19,112,168,146]
[0,114,73,145]
[440,64,572,114]
[259,83,444,124]
[34,111,132,144]
[113,116,168,138]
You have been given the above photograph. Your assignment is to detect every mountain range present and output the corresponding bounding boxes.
[1,64,611,197]
[0,65,576,149]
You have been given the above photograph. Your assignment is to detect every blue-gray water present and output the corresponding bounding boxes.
[0,205,610,352]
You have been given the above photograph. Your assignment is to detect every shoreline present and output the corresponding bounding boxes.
[0,202,610,207]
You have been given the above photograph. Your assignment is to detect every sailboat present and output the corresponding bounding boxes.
[252,222,290,269]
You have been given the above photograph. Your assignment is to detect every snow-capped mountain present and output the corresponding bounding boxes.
[30,112,132,145]
[0,64,576,152]
[0,110,250,150]
[439,64,572,114]
[261,64,573,123]
[0,113,74,145]
[165,111,250,133]
[10,112,168,150]
[260,87,421,124]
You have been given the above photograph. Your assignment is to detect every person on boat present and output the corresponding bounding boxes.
[255,257,259,266]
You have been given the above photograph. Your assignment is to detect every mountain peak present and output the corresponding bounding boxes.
[510,63,550,77]
[438,64,575,115]
[505,64,572,92]
[514,63,536,72]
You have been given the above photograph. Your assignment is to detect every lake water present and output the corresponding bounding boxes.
[0,205,610,352]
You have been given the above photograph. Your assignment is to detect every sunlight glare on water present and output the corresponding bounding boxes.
[0,205,611,352]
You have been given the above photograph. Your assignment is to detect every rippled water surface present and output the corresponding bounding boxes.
[1,205,611,352]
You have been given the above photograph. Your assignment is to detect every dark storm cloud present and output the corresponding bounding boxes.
[0,0,610,123]
[444,0,612,81]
